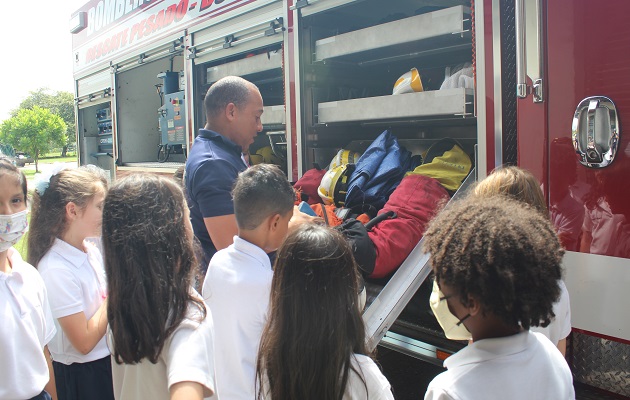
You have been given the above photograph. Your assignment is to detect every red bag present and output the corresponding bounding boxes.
[294,168,327,205]
[368,174,449,279]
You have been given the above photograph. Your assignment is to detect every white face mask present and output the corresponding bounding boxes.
[429,279,472,341]
[0,210,29,253]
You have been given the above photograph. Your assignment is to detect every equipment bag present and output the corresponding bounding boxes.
[336,211,396,278]
[368,174,450,279]
[345,130,412,210]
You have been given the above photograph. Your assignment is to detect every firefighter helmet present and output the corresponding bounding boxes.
[392,67,424,95]
[329,149,361,170]
[318,163,355,206]
[254,146,283,166]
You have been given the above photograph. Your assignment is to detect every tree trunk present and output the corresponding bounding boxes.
[61,145,68,157]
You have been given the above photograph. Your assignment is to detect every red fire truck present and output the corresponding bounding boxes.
[71,0,630,397]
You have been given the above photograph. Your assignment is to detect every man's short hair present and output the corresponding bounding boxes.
[233,164,295,230]
[422,195,564,330]
[204,76,253,119]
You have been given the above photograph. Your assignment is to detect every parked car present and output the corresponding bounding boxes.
[15,152,34,167]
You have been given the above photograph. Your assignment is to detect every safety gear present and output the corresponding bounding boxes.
[409,138,472,192]
[294,168,327,205]
[254,146,283,166]
[318,164,355,207]
[368,174,449,279]
[345,130,412,210]
[329,149,361,170]
[393,67,424,95]
[0,210,29,253]
[429,279,472,341]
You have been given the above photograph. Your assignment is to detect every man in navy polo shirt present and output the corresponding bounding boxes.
[185,76,264,270]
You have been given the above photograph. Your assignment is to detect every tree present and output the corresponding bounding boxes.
[12,88,75,156]
[1,107,67,172]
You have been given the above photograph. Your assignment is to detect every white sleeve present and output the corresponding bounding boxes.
[40,279,57,345]
[556,281,572,340]
[164,307,217,398]
[424,387,457,400]
[40,268,84,319]
[352,355,395,400]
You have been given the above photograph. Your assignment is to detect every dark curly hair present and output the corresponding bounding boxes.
[422,196,564,330]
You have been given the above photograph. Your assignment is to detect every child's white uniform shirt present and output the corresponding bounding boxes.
[531,280,572,345]
[0,248,56,399]
[202,235,272,400]
[345,354,395,399]
[109,291,218,400]
[259,354,394,399]
[38,238,110,364]
[425,331,575,400]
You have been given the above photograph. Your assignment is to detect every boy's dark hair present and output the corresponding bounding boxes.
[103,174,206,364]
[422,195,564,330]
[232,164,295,230]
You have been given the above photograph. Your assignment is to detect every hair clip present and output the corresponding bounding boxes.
[34,163,68,195]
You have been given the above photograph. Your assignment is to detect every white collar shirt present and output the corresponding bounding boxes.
[0,248,56,399]
[202,236,272,400]
[425,331,575,400]
[38,238,110,364]
[110,290,218,400]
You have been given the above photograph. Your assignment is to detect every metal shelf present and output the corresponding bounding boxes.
[261,105,286,126]
[317,88,473,124]
[206,51,283,85]
[314,6,471,64]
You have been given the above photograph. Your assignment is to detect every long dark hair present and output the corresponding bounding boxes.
[256,224,370,400]
[28,167,107,266]
[103,174,206,364]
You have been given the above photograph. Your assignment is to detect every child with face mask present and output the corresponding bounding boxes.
[423,196,575,400]
[0,159,57,400]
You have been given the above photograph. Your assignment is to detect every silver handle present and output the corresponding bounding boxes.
[572,96,620,168]
[515,0,527,98]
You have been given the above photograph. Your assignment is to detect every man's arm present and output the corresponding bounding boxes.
[204,214,239,251]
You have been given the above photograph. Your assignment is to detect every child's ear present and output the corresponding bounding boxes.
[269,214,281,231]
[467,295,482,317]
[65,202,78,220]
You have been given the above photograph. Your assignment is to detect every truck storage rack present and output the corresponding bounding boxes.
[363,168,476,352]
[317,88,473,124]
[261,105,286,126]
[118,161,184,173]
[206,51,283,85]
[314,6,471,64]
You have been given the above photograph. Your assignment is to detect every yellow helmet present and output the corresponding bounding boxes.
[328,149,361,170]
[318,164,355,207]
[255,146,282,166]
[393,67,424,95]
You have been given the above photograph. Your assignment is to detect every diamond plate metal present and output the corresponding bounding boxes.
[571,331,630,397]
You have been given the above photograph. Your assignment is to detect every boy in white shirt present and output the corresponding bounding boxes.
[422,196,575,400]
[202,164,296,399]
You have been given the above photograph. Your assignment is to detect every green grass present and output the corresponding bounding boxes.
[38,156,77,164]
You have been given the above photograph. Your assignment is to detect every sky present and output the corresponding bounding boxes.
[0,0,87,122]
